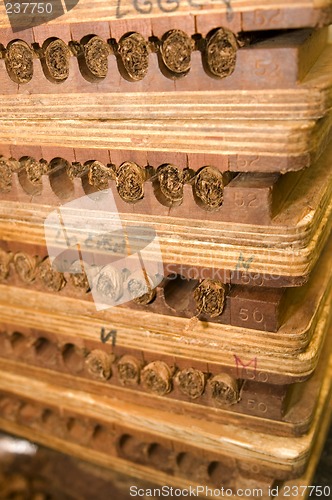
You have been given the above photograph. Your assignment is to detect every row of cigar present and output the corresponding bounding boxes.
[2,29,239,83]
[0,1,332,498]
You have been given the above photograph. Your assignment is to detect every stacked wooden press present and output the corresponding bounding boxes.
[0,0,331,497]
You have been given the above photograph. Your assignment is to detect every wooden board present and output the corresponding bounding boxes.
[0,267,331,384]
[275,407,332,500]
[1,142,332,285]
[0,29,327,93]
[0,0,331,31]
[0,348,330,490]
[1,132,332,226]
[0,40,330,122]
[0,216,331,332]
[0,109,330,172]
[0,311,330,435]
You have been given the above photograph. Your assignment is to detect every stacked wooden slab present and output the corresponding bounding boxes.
[0,1,331,497]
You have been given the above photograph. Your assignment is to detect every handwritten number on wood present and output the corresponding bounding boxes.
[235,252,254,271]
[116,0,233,19]
[100,327,117,346]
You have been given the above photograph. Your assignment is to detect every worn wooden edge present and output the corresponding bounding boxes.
[0,113,330,167]
[274,407,332,500]
[1,101,332,174]
[0,0,331,31]
[0,88,328,122]
[0,209,330,280]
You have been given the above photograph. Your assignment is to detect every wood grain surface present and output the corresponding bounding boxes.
[0,112,331,170]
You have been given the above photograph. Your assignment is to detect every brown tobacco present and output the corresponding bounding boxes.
[0,249,12,281]
[175,368,206,399]
[141,361,173,396]
[5,40,33,84]
[20,157,49,185]
[117,33,150,81]
[85,349,114,381]
[66,161,86,180]
[125,270,157,305]
[41,38,71,83]
[92,264,124,303]
[37,257,66,292]
[0,27,241,85]
[86,160,114,191]
[117,355,143,386]
[194,166,225,210]
[78,35,110,81]
[13,252,39,284]
[68,260,90,292]
[155,164,186,206]
[115,161,145,203]
[209,374,240,406]
[193,279,227,318]
[160,30,193,76]
[204,27,238,78]
[0,159,12,192]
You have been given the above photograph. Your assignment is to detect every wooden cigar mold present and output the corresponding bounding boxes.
[0,141,332,288]
[0,152,324,225]
[1,226,332,333]
[0,318,330,437]
[0,242,291,332]
[0,354,330,487]
[0,29,327,91]
[0,434,329,500]
[0,390,277,493]
[0,42,331,124]
[0,142,331,220]
[0,158,285,226]
[0,1,332,491]
[0,213,330,338]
